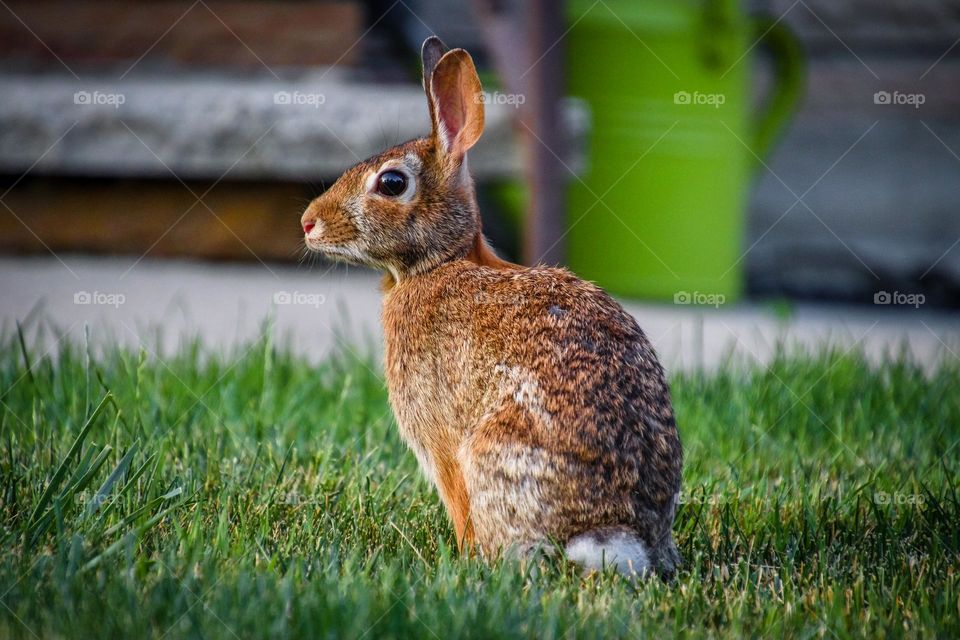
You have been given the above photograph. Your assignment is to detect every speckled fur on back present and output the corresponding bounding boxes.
[301,37,683,577]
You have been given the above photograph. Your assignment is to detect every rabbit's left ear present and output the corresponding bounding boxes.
[421,36,448,124]
[429,48,485,161]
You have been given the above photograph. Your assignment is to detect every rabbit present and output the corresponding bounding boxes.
[300,36,683,578]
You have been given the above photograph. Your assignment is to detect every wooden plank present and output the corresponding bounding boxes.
[0,1,363,69]
[0,178,311,261]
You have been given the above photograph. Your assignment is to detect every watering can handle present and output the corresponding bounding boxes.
[749,16,805,164]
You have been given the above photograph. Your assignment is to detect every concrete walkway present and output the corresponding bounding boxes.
[1,256,958,373]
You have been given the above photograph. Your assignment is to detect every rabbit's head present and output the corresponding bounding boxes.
[301,37,488,281]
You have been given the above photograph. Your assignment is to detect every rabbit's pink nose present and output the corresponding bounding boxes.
[303,221,316,234]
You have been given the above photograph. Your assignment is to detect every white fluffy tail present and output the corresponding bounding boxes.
[565,528,651,578]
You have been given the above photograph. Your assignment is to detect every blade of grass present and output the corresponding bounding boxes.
[29,445,113,546]
[85,441,139,518]
[15,320,34,387]
[80,496,191,574]
[27,393,114,527]
[96,450,156,524]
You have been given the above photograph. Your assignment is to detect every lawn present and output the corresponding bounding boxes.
[0,323,958,638]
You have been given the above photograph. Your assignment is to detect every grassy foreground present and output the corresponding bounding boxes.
[0,325,958,639]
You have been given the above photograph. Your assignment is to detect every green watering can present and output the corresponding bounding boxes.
[564,0,804,303]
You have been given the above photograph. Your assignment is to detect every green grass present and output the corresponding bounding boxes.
[1,322,958,639]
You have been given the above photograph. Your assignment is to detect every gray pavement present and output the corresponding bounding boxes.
[1,256,957,374]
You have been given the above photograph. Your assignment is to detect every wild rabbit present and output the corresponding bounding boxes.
[301,37,683,578]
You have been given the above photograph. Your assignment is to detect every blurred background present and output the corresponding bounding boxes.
[0,0,958,367]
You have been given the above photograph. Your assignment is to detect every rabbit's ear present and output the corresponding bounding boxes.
[421,36,448,124]
[429,48,485,160]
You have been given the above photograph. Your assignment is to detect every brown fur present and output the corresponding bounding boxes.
[301,39,683,575]
[434,449,474,550]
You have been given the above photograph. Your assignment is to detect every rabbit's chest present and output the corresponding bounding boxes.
[382,288,489,550]
[381,288,489,461]
[383,310,466,433]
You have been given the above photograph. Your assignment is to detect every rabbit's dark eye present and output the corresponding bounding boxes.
[377,170,408,197]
